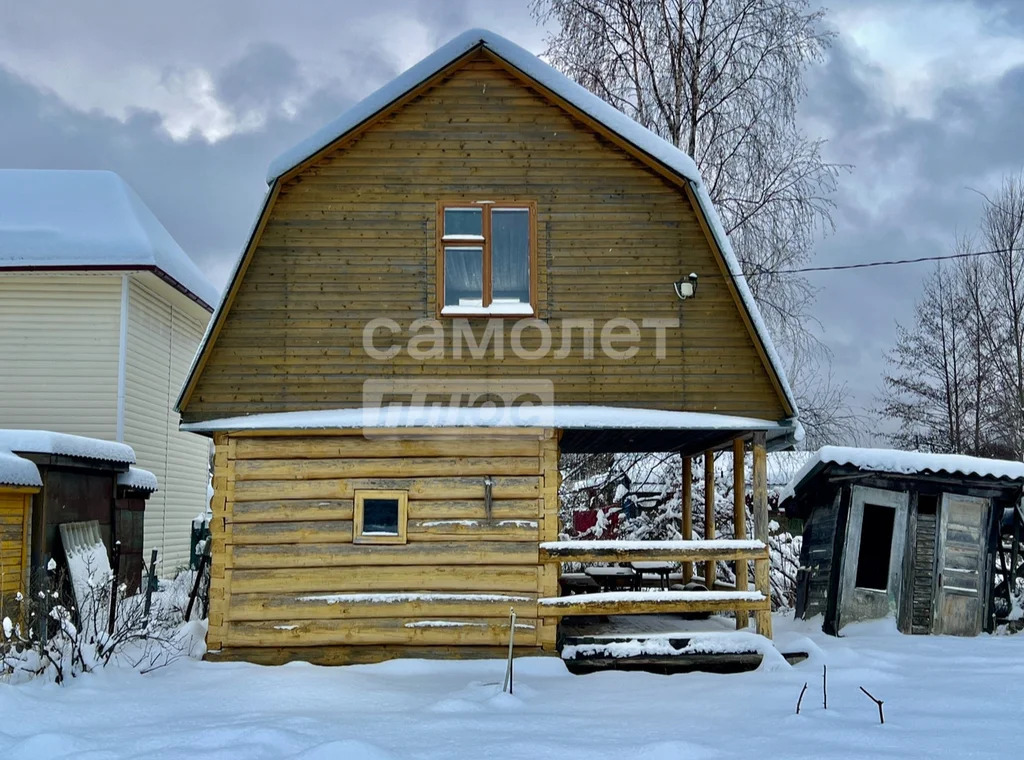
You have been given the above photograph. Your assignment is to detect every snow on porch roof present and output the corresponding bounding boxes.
[0,169,218,309]
[779,445,1024,504]
[256,28,797,416]
[181,405,800,436]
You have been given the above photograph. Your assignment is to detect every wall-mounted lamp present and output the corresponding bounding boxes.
[673,273,699,300]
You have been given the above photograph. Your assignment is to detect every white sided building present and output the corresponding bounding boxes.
[0,169,218,571]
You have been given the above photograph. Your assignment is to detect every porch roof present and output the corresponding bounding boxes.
[180,405,801,454]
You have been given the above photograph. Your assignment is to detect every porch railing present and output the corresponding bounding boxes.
[537,539,773,639]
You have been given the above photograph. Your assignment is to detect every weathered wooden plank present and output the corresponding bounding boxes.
[230,565,541,594]
[233,435,541,459]
[233,499,354,523]
[222,617,540,647]
[206,644,551,666]
[230,540,538,569]
[227,591,538,621]
[233,456,540,481]
[407,519,538,542]
[231,520,354,545]
[233,475,542,502]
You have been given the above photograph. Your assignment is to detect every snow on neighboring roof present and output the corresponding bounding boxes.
[181,406,794,434]
[0,429,135,464]
[259,28,797,416]
[0,169,218,309]
[0,450,41,488]
[779,445,1024,504]
[117,466,158,492]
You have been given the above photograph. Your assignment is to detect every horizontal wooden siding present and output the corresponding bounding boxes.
[184,53,785,422]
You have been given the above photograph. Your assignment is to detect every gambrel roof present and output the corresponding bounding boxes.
[177,28,798,418]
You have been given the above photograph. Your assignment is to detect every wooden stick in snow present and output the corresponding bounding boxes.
[823,665,828,709]
[859,687,885,724]
[503,607,517,695]
[796,682,808,714]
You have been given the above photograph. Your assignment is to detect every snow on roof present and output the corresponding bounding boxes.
[779,445,1024,504]
[0,450,42,488]
[258,28,796,416]
[0,169,218,309]
[181,405,795,434]
[117,466,158,492]
[0,430,135,464]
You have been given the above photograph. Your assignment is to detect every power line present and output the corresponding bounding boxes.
[743,246,1016,278]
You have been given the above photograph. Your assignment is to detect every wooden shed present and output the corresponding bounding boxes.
[0,431,157,595]
[175,29,803,667]
[781,447,1024,637]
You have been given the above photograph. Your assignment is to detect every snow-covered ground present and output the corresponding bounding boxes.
[0,614,1019,759]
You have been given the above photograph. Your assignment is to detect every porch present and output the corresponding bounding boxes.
[545,427,785,671]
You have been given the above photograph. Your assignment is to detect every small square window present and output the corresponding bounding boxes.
[354,490,408,544]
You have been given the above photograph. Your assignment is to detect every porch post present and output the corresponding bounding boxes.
[681,456,693,583]
[704,450,716,588]
[752,432,772,639]
[733,437,749,629]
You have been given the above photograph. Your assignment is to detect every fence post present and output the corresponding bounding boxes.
[108,540,121,635]
[143,549,159,617]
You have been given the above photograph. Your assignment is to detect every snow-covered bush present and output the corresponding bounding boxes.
[559,451,802,609]
[0,563,201,684]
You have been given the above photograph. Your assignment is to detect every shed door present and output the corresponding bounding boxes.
[838,486,909,630]
[934,494,990,636]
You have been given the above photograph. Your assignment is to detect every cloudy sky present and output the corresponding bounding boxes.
[1,0,1022,438]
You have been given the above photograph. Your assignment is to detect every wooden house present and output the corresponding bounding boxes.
[176,29,802,666]
[781,447,1024,637]
[0,170,217,570]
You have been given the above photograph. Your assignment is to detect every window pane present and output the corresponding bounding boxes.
[444,208,482,237]
[363,498,399,535]
[491,209,530,304]
[855,503,896,591]
[444,247,483,307]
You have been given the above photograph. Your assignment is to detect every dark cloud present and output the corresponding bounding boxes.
[0,49,386,284]
[796,32,1024,435]
[214,42,303,116]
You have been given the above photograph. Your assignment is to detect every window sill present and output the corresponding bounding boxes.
[441,304,536,318]
[353,534,408,545]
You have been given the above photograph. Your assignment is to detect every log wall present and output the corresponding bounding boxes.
[206,428,560,664]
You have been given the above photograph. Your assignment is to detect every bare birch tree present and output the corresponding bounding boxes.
[533,0,852,440]
[532,0,842,349]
